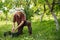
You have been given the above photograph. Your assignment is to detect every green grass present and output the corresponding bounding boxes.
[0,20,60,40]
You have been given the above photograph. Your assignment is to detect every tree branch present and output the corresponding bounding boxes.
[45,0,51,9]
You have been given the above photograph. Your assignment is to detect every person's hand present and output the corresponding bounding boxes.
[14,26,19,31]
[12,27,15,33]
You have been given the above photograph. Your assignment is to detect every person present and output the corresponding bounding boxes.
[12,8,32,36]
[4,8,32,37]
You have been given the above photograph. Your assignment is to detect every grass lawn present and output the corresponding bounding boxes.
[0,20,60,40]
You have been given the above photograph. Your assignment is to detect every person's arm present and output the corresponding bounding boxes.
[15,12,26,31]
[12,14,16,32]
[15,21,24,31]
[12,22,15,32]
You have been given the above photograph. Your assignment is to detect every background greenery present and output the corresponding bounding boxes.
[0,0,60,40]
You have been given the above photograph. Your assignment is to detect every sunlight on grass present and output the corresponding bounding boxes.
[31,14,55,22]
[0,21,12,26]
[0,20,60,40]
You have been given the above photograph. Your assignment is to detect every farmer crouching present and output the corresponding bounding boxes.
[4,8,32,37]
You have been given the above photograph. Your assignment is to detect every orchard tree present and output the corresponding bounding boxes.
[45,0,60,30]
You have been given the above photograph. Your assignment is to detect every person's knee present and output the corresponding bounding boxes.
[26,21,31,26]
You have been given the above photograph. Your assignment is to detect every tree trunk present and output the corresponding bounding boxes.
[45,0,59,30]
[40,4,46,22]
[51,12,59,30]
[40,13,44,22]
[51,0,59,30]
